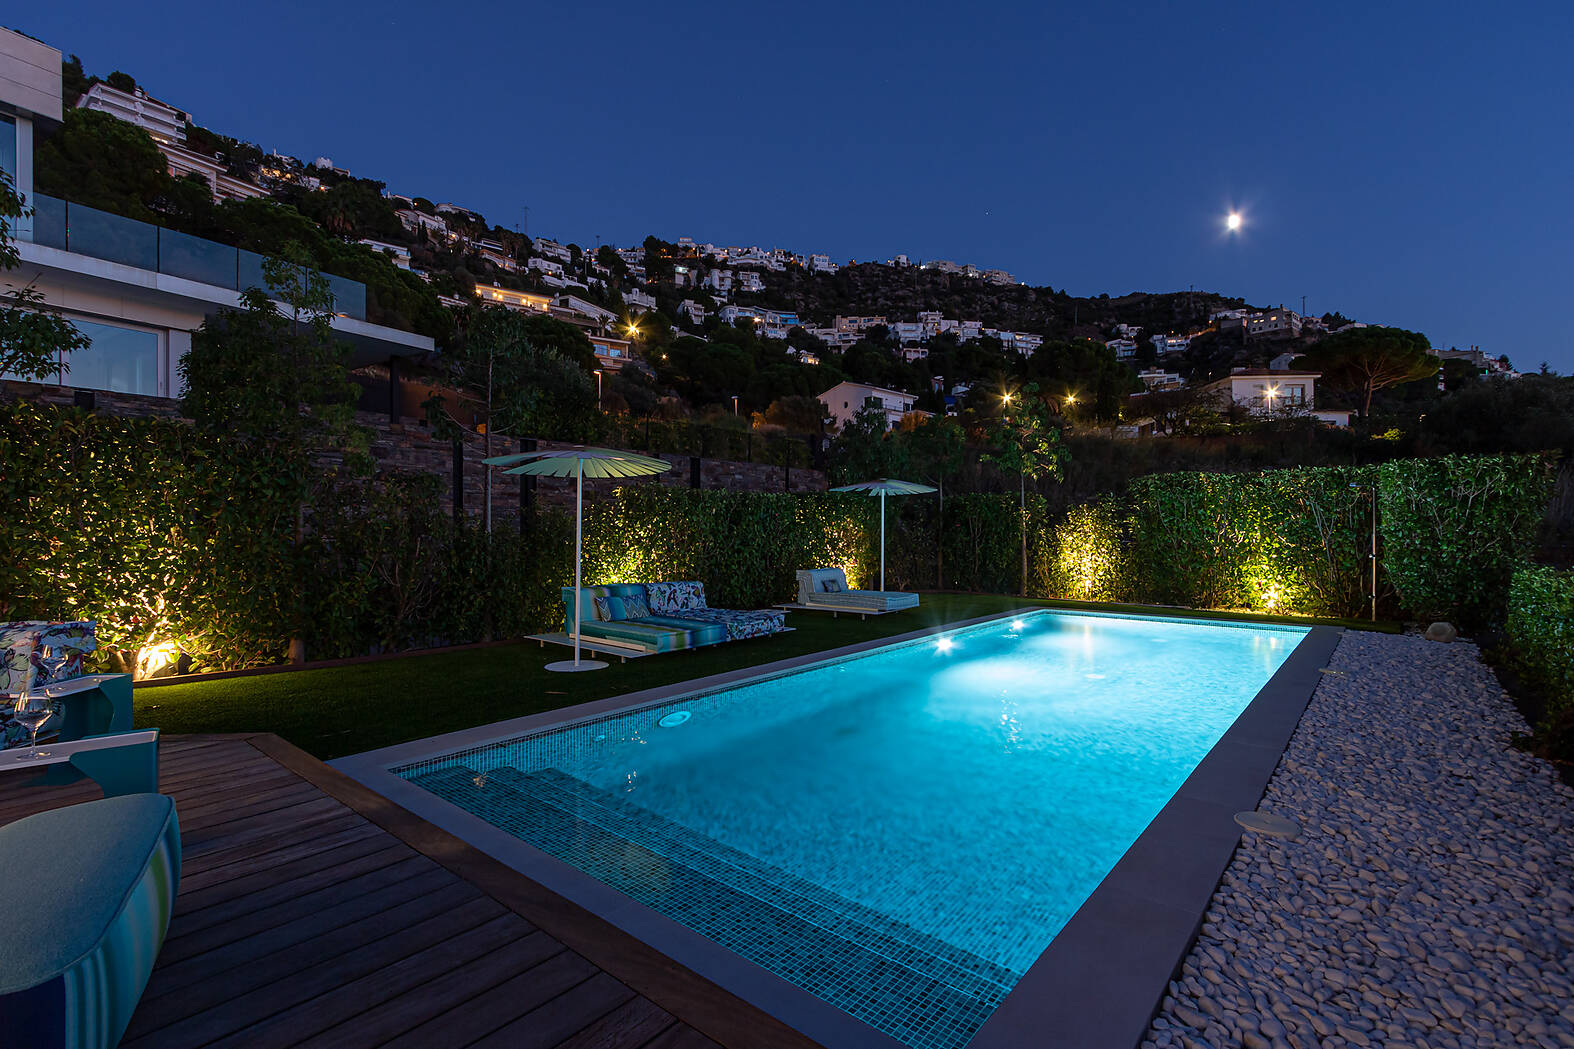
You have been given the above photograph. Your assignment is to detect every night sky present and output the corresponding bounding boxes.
[18,1,1574,371]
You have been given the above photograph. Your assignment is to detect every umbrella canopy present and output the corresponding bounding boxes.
[483,446,671,478]
[829,478,937,496]
[482,446,670,671]
[829,478,938,592]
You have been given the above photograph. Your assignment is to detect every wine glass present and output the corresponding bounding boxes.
[12,685,53,760]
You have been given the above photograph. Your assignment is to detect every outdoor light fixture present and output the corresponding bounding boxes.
[1010,619,1026,631]
[936,637,954,652]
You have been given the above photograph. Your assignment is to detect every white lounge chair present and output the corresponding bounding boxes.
[793,568,920,616]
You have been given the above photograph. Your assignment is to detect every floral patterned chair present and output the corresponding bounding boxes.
[0,622,97,750]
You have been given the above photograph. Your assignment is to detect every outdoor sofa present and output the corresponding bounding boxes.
[794,568,921,615]
[560,581,788,655]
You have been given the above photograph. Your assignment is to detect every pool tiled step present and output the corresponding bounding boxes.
[413,765,1010,1049]
[498,766,1019,996]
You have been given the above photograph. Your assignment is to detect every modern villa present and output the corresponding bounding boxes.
[0,28,431,408]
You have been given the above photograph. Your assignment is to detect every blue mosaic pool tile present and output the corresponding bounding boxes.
[413,764,1011,1049]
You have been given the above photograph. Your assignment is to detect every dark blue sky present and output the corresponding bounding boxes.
[22,1,1574,371]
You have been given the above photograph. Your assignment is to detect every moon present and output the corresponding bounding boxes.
[1226,212,1243,232]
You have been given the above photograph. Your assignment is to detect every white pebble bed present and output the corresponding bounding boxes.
[1143,630,1574,1049]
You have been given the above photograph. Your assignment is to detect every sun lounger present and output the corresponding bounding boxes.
[793,568,920,614]
[558,581,789,655]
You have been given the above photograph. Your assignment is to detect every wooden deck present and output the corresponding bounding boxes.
[0,735,820,1049]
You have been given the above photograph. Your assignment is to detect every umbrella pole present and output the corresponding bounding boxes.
[573,459,583,667]
[880,490,886,593]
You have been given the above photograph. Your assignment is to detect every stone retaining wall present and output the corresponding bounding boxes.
[1,381,828,519]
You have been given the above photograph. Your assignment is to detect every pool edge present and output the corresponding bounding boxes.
[963,624,1343,1049]
[333,612,1339,1049]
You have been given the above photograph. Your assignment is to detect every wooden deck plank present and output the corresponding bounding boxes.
[134,878,483,1023]
[294,938,590,1048]
[469,972,639,1049]
[552,997,679,1049]
[0,735,790,1049]
[375,950,602,1049]
[200,915,537,1049]
[135,867,469,1002]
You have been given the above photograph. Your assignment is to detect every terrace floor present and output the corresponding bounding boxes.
[0,734,818,1049]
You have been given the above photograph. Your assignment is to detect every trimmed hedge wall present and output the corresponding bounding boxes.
[0,399,1557,676]
[1505,565,1574,725]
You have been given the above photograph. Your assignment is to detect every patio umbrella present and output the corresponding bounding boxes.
[483,446,671,671]
[829,478,937,592]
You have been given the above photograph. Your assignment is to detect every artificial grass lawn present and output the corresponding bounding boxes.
[134,594,1397,761]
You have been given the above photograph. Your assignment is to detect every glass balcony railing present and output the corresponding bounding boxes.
[29,193,367,321]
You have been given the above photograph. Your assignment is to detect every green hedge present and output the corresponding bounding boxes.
[1504,565,1574,725]
[1037,455,1553,623]
[0,399,1557,676]
[1378,455,1555,624]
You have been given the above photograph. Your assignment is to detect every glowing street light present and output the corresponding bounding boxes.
[625,322,641,338]
[593,368,603,408]
[731,394,739,416]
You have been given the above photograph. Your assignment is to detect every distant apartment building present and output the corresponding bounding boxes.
[473,284,552,313]
[703,269,733,296]
[808,327,860,350]
[818,381,925,430]
[555,295,617,332]
[835,315,888,332]
[677,299,707,326]
[533,239,573,263]
[891,321,925,343]
[527,257,564,276]
[395,209,451,240]
[671,264,694,288]
[359,239,412,270]
[1136,368,1184,391]
[75,81,189,144]
[158,142,268,203]
[476,246,518,272]
[921,259,962,275]
[1149,333,1191,356]
[807,253,837,274]
[1246,309,1302,339]
[1,28,431,407]
[623,287,656,312]
[891,253,911,267]
[1199,368,1351,427]
[735,270,764,293]
[586,334,633,371]
[1114,323,1144,338]
[1107,338,1139,359]
[980,269,1016,285]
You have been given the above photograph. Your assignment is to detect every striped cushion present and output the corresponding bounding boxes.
[0,794,180,1049]
[578,616,729,653]
[803,590,921,611]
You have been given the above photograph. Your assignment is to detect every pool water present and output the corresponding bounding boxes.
[396,611,1305,1049]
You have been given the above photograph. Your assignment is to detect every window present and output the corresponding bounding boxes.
[0,115,14,181]
[3,315,162,396]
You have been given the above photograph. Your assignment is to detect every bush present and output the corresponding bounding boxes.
[1505,565,1574,726]
[1041,499,1126,602]
[1378,454,1555,625]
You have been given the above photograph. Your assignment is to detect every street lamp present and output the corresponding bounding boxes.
[593,369,603,408]
[732,395,739,416]
[625,322,640,339]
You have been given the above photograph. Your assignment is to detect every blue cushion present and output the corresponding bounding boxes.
[0,794,180,1049]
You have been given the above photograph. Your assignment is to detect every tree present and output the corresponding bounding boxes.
[34,109,170,222]
[982,384,1068,594]
[181,258,365,661]
[826,403,909,485]
[762,395,828,434]
[427,305,597,530]
[1297,326,1436,418]
[0,173,91,380]
[900,416,967,587]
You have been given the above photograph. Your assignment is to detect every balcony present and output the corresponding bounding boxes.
[29,193,367,321]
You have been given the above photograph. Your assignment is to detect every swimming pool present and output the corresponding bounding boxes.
[376,610,1311,1049]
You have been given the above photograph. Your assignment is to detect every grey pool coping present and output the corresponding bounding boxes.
[333,610,1341,1049]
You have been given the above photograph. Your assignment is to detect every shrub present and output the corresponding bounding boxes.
[1040,499,1127,602]
[1505,565,1574,725]
[1378,454,1555,625]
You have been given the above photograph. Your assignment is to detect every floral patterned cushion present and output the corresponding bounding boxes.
[646,581,707,615]
[0,621,95,749]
